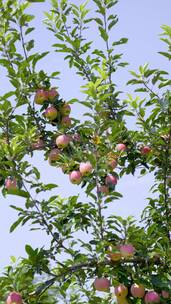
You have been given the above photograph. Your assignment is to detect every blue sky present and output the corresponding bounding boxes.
[0,0,171,270]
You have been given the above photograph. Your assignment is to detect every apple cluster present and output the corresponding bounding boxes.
[93,279,170,303]
[107,243,135,261]
[34,87,72,127]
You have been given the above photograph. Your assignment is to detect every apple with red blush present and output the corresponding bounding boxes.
[93,278,110,292]
[130,283,145,298]
[5,178,17,191]
[6,291,22,304]
[56,135,70,149]
[116,143,127,152]
[34,89,48,105]
[144,291,160,303]
[69,171,82,185]
[44,106,58,121]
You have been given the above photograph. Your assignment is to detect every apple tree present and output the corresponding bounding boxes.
[0,0,170,303]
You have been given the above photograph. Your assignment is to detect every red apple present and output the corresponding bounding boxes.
[116,143,127,152]
[48,148,60,163]
[98,185,109,195]
[61,103,71,116]
[107,245,121,261]
[5,178,17,191]
[105,175,118,188]
[161,290,170,299]
[61,116,72,128]
[119,244,135,258]
[44,106,58,120]
[94,278,110,292]
[115,284,128,297]
[144,291,160,303]
[69,171,82,185]
[48,88,59,102]
[34,89,48,105]
[79,161,93,176]
[56,135,70,148]
[31,138,44,150]
[6,292,22,304]
[131,283,145,298]
[141,146,151,155]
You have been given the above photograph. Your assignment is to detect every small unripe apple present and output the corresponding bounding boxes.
[94,278,110,292]
[69,171,82,185]
[48,148,60,163]
[61,116,72,128]
[31,138,44,150]
[5,178,17,191]
[98,185,109,195]
[6,291,22,304]
[141,146,151,155]
[144,291,160,303]
[105,175,118,187]
[79,161,93,176]
[161,290,170,299]
[48,88,59,102]
[115,284,128,297]
[131,283,145,298]
[56,135,70,148]
[44,106,58,121]
[119,244,135,258]
[34,89,48,105]
[61,103,71,116]
[108,159,117,169]
[107,245,121,261]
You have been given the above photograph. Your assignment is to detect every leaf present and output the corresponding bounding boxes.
[99,27,108,42]
[158,51,171,60]
[10,216,25,233]
[7,189,30,198]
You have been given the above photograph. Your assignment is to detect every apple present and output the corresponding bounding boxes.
[34,89,48,105]
[69,171,82,185]
[31,138,44,150]
[130,283,145,298]
[141,146,151,155]
[48,148,60,163]
[161,290,170,299]
[79,161,93,176]
[5,178,17,191]
[115,284,128,297]
[61,103,71,116]
[48,88,59,101]
[144,291,160,303]
[119,244,135,258]
[98,185,109,195]
[105,175,117,188]
[61,116,72,128]
[44,106,58,120]
[108,159,117,169]
[107,245,121,261]
[116,143,127,152]
[6,292,22,304]
[56,135,70,148]
[94,278,110,292]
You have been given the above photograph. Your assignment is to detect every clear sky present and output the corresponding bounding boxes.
[0,0,171,270]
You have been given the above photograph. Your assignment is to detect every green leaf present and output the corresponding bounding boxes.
[99,27,108,41]
[10,216,25,233]
[158,51,171,60]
